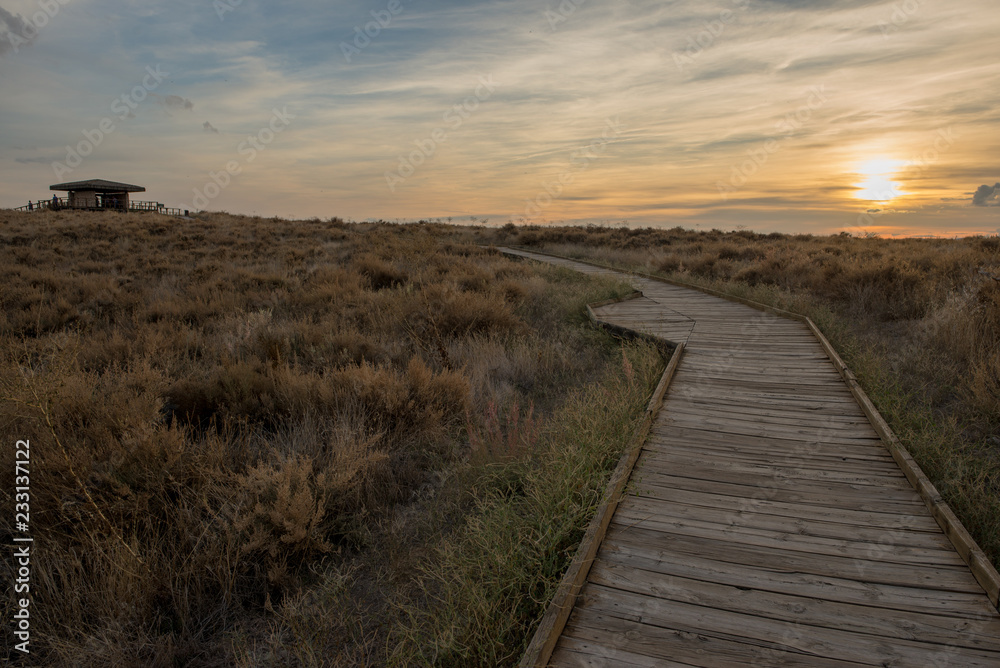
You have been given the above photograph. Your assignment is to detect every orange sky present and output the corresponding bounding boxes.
[1,0,999,236]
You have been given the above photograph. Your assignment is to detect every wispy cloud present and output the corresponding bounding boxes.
[0,0,998,235]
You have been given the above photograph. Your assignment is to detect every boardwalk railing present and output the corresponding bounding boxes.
[12,198,183,216]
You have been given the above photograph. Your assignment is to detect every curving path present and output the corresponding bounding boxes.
[503,248,1000,668]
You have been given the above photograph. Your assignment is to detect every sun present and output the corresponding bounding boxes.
[854,159,906,202]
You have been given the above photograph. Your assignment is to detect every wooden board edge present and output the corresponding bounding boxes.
[586,294,678,355]
[587,290,644,310]
[804,317,1000,610]
[518,341,685,668]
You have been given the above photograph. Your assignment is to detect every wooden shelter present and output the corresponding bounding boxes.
[50,179,146,210]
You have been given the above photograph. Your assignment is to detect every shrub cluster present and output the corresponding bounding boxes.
[0,211,633,665]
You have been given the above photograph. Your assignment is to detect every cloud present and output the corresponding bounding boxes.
[151,93,194,111]
[14,156,52,164]
[0,7,36,55]
[972,183,1000,206]
[203,121,219,133]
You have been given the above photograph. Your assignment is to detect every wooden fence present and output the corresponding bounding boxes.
[11,198,183,216]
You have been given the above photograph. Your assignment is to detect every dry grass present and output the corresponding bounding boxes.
[0,210,651,665]
[487,223,1000,569]
[12,208,994,665]
[384,343,661,667]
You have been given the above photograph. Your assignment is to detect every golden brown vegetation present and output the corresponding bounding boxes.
[493,223,1000,569]
[8,208,995,665]
[0,210,661,666]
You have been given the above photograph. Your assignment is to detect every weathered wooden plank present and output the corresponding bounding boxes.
[644,449,902,480]
[674,377,857,395]
[569,585,1000,666]
[629,471,931,515]
[634,455,920,500]
[669,383,859,404]
[649,439,902,471]
[608,507,965,567]
[679,364,846,380]
[673,378,857,398]
[666,392,863,412]
[658,413,870,434]
[661,397,872,424]
[605,526,984,593]
[683,347,831,358]
[660,413,880,441]
[626,485,943,533]
[597,537,998,618]
[552,638,698,667]
[648,423,885,452]
[587,562,1000,651]
[559,617,871,667]
[664,396,867,420]
[638,449,915,489]
[618,495,954,549]
[610,509,961,566]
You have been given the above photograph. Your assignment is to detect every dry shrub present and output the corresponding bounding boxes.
[466,398,540,462]
[353,253,407,290]
[658,256,681,273]
[0,210,678,665]
[327,329,389,366]
[0,211,578,664]
[969,350,1000,418]
[965,281,1000,417]
[415,283,527,338]
[333,357,470,445]
[824,259,931,320]
[234,455,338,586]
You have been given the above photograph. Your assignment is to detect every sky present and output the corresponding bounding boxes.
[1,0,998,236]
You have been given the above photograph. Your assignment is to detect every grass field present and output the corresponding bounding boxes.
[0,210,662,666]
[2,210,998,665]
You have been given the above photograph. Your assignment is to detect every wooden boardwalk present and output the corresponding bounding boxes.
[502,248,1000,667]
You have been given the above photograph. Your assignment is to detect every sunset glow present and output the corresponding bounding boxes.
[855,159,906,203]
[1,0,998,236]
